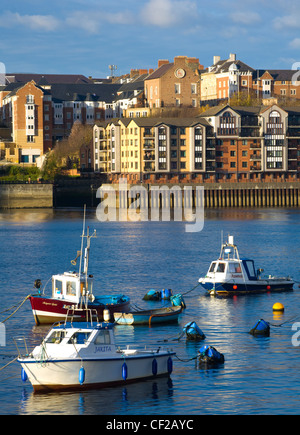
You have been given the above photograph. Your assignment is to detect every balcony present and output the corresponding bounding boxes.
[144,152,155,161]
[217,127,239,136]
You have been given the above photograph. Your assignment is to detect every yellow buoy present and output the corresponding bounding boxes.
[273,302,284,312]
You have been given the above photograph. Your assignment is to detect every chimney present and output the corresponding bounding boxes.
[213,56,221,65]
[158,59,169,68]
[229,53,236,61]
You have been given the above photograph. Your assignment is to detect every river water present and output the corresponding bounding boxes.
[0,207,300,415]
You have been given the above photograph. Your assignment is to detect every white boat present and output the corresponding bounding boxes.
[199,235,294,296]
[17,318,175,393]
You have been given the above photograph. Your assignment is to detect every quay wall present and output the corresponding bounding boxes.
[1,181,300,209]
[103,181,300,209]
[0,184,53,209]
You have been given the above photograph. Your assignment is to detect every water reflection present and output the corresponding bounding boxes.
[19,377,175,415]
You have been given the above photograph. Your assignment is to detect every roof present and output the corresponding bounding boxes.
[210,60,255,74]
[5,73,93,85]
[254,70,300,82]
[145,63,174,80]
[49,83,122,103]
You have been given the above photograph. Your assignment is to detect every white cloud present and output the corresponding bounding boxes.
[273,14,300,30]
[230,11,261,25]
[140,0,198,28]
[0,11,60,32]
[289,38,300,49]
[66,10,134,34]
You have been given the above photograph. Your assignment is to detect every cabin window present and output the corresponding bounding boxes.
[228,263,242,273]
[46,330,66,344]
[54,280,63,295]
[209,262,216,273]
[216,263,226,273]
[68,332,91,345]
[66,281,77,296]
[245,261,256,278]
[94,330,111,345]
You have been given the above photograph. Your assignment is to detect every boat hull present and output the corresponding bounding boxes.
[29,295,130,325]
[200,280,294,296]
[114,307,182,325]
[19,352,175,393]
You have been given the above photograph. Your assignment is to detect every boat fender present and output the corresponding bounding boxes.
[21,367,28,382]
[152,358,158,376]
[249,319,270,337]
[79,366,85,385]
[167,356,173,374]
[122,362,128,380]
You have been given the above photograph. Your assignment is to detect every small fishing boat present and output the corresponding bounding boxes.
[113,306,182,325]
[29,210,130,325]
[17,319,175,392]
[199,235,294,296]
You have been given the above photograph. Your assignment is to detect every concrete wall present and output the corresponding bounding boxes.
[0,184,53,208]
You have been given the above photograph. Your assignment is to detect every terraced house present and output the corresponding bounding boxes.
[92,103,300,184]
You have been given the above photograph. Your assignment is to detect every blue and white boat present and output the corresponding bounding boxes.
[17,318,175,393]
[199,235,294,296]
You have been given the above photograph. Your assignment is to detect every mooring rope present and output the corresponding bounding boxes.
[1,294,31,323]
[0,356,18,372]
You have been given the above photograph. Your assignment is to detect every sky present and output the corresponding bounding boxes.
[1,0,300,78]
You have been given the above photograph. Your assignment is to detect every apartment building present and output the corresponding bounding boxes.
[253,70,300,100]
[200,54,300,103]
[200,53,255,102]
[144,56,205,109]
[91,103,300,183]
[0,79,122,165]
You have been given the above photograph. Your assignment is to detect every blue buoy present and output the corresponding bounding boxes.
[152,358,158,376]
[79,366,85,385]
[161,288,172,300]
[21,367,27,382]
[167,356,173,374]
[198,345,225,366]
[183,321,206,341]
[170,294,186,308]
[122,362,128,380]
[249,319,270,336]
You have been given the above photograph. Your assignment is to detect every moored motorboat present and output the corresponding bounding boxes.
[17,319,175,392]
[29,210,130,325]
[113,306,182,325]
[199,235,294,296]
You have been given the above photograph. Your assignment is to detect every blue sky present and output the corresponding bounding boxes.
[1,0,300,78]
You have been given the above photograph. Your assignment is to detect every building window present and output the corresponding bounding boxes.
[191,83,197,94]
[175,84,181,94]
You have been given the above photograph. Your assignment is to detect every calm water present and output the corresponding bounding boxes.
[0,207,300,415]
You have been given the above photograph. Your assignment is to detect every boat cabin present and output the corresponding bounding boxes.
[37,322,115,358]
[52,272,94,304]
[207,258,257,281]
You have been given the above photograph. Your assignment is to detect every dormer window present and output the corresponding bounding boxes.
[218,111,238,135]
[26,95,34,104]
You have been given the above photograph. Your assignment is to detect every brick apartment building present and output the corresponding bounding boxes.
[144,56,205,109]
[92,103,300,184]
[0,78,122,164]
